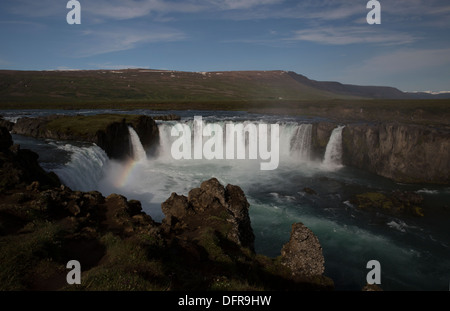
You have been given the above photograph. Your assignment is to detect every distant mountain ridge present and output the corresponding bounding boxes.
[0,68,448,107]
[286,71,450,99]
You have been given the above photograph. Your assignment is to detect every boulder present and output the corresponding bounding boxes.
[161,178,255,250]
[280,222,325,278]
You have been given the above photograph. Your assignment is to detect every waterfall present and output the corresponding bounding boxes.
[155,121,313,163]
[53,144,109,192]
[290,124,312,161]
[128,126,147,161]
[322,125,345,170]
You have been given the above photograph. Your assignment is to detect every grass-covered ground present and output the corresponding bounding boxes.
[44,114,144,139]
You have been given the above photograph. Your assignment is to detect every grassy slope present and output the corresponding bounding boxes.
[0,69,355,106]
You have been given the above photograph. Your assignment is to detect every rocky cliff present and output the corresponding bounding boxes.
[12,114,159,160]
[312,122,450,184]
[0,126,333,291]
[341,123,450,184]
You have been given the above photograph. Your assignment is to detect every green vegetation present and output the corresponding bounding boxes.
[44,114,143,138]
[352,191,425,217]
[0,69,348,106]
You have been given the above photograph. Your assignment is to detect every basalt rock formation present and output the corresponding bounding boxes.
[0,125,333,291]
[312,122,450,184]
[341,123,450,184]
[12,114,159,160]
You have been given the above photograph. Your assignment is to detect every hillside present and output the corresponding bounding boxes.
[0,69,352,106]
[3,68,443,107]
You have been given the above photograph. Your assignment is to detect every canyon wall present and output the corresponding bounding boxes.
[312,122,450,184]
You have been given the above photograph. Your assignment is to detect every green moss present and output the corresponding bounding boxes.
[355,192,390,209]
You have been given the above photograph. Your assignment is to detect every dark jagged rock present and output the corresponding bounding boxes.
[0,127,60,191]
[162,178,255,251]
[132,115,160,152]
[0,117,14,131]
[95,118,131,160]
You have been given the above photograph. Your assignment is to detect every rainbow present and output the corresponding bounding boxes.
[114,158,143,188]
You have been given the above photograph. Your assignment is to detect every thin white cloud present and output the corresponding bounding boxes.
[210,0,283,10]
[71,26,186,57]
[85,0,207,20]
[349,48,450,75]
[287,26,418,46]
[89,63,150,70]
[338,47,450,90]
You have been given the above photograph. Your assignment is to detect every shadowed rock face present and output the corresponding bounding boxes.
[341,123,450,184]
[312,122,450,184]
[162,178,255,251]
[0,127,60,190]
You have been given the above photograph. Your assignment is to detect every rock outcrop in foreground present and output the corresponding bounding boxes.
[0,126,333,291]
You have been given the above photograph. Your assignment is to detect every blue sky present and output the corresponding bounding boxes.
[1,0,449,92]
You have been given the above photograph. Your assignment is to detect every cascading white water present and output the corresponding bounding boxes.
[290,124,312,161]
[128,126,147,162]
[156,120,313,163]
[322,125,345,170]
[53,144,109,192]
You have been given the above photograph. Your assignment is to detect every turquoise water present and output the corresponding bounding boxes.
[5,109,450,291]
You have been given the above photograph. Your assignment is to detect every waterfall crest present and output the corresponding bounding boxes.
[322,125,345,170]
[53,144,109,192]
[290,124,312,161]
[155,121,313,163]
[128,126,147,161]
